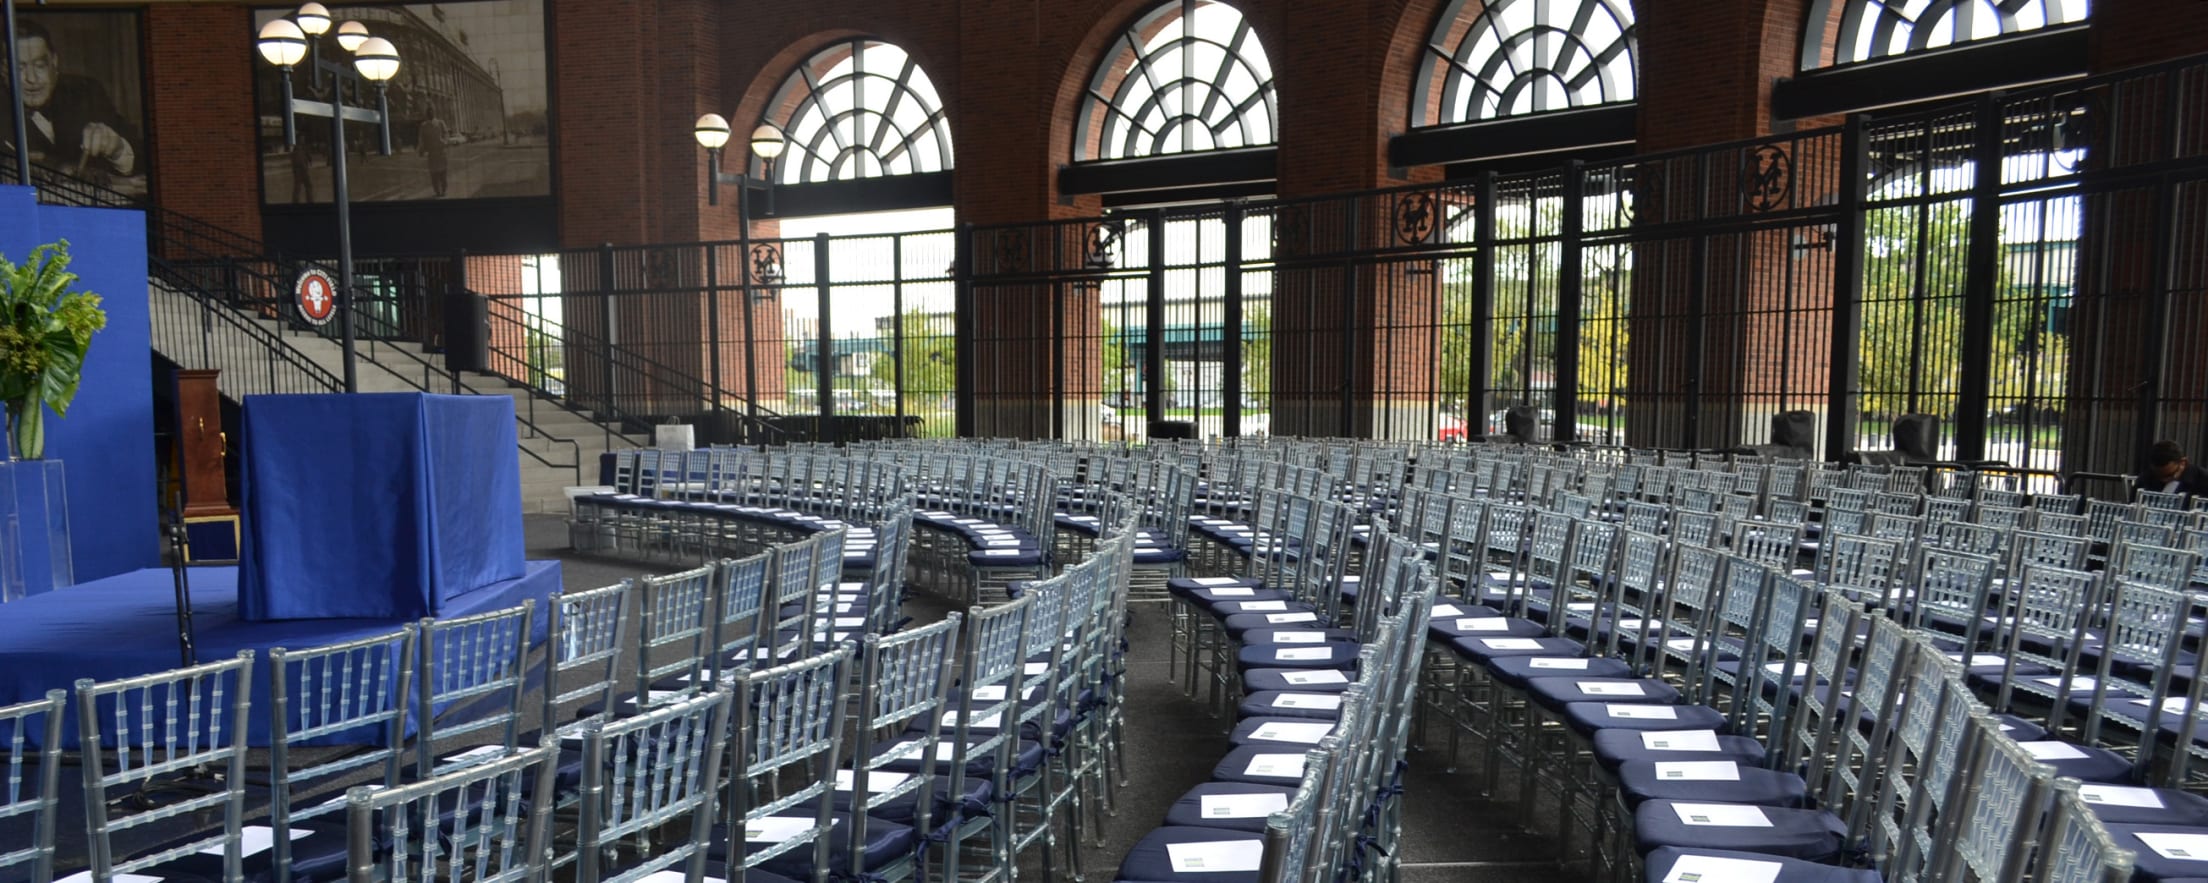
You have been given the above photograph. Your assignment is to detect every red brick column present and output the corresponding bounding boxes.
[145,5,262,250]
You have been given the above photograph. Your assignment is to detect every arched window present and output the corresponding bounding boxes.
[1412,0,1638,127]
[1074,0,1277,161]
[760,39,953,184]
[1809,0,2088,67]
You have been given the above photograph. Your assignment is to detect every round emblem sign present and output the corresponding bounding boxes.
[295,269,338,327]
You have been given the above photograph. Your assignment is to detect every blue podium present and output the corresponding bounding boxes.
[238,393,525,621]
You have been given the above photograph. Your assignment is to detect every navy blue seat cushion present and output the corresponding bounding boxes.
[1190,588,1294,612]
[875,736,1048,781]
[726,811,918,879]
[1447,635,1585,665]
[2078,785,2208,827]
[1114,826,1264,883]
[1210,745,1315,787]
[1237,627,1357,645]
[1237,691,1346,720]
[1562,702,1729,737]
[1526,678,1682,712]
[2107,823,2208,881]
[1241,667,1354,695]
[1632,801,1849,862]
[1234,641,1362,672]
[1615,762,1809,808]
[829,773,993,826]
[1133,547,1188,565]
[1162,782,1297,833]
[1223,611,1329,636]
[1427,614,1545,641]
[1227,716,1338,748]
[1640,847,1882,883]
[1485,656,1635,691]
[970,548,1047,568]
[2014,740,2136,783]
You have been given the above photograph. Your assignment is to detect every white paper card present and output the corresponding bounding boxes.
[2134,832,2208,862]
[1271,631,1326,644]
[1025,662,1049,676]
[1193,577,1247,587]
[1267,613,1320,624]
[57,874,160,883]
[1653,762,1741,782]
[198,825,311,858]
[1431,605,1466,618]
[941,710,1005,729]
[1666,638,1700,651]
[981,549,1025,557]
[1528,658,1591,670]
[834,617,867,628]
[1208,588,1257,597]
[1200,792,1290,820]
[1273,693,1344,710]
[835,769,913,792]
[2131,697,2196,715]
[1641,730,1722,751]
[1275,647,1334,661]
[1459,618,1511,632]
[1946,654,2008,667]
[1237,601,1290,612]
[1661,854,1782,883]
[2078,785,2165,809]
[1607,704,1678,720]
[1248,721,1334,744]
[746,816,820,843]
[1243,753,1308,778]
[2020,741,2089,760]
[1578,681,1647,697]
[1763,663,1811,678]
[441,745,506,765]
[2034,676,2097,691]
[1670,803,1773,828]
[1166,840,1266,874]
[1482,638,1545,650]
[1283,670,1349,686]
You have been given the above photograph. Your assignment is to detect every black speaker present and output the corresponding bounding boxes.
[1893,413,1941,461]
[1149,420,1198,440]
[444,291,490,374]
[1504,405,1537,443]
[1770,410,1815,456]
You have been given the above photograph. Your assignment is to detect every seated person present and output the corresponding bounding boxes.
[2136,440,2208,499]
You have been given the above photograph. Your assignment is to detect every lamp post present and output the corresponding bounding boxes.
[258,3,400,394]
[695,115,785,425]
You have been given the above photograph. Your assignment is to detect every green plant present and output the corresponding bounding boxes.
[0,241,108,460]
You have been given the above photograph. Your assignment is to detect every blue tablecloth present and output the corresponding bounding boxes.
[239,393,525,620]
[0,561,560,748]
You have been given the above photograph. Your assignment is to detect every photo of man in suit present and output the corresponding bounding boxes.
[7,18,144,194]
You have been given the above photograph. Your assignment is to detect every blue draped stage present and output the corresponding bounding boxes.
[0,561,560,748]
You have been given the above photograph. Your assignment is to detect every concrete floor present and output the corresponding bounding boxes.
[4,515,1597,883]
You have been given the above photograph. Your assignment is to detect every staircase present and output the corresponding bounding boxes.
[149,273,645,512]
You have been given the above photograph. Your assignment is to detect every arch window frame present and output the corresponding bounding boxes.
[1801,0,2090,70]
[1410,0,1639,129]
[1072,0,1279,163]
[757,38,954,185]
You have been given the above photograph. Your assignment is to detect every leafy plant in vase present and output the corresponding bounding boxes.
[0,241,108,460]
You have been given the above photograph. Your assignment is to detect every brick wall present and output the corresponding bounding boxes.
[145,4,261,248]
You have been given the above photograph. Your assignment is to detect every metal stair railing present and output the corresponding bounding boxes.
[480,294,793,447]
[6,148,586,483]
[147,256,345,398]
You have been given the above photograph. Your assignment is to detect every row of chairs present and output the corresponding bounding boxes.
[1115,531,1440,883]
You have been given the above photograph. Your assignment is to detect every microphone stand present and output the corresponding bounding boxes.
[166,487,197,668]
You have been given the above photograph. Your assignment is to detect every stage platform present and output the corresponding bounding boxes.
[0,560,562,748]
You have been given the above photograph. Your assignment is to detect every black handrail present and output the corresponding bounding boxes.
[147,256,346,397]
[480,294,791,447]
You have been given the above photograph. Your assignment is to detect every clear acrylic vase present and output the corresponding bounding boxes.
[0,458,72,603]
